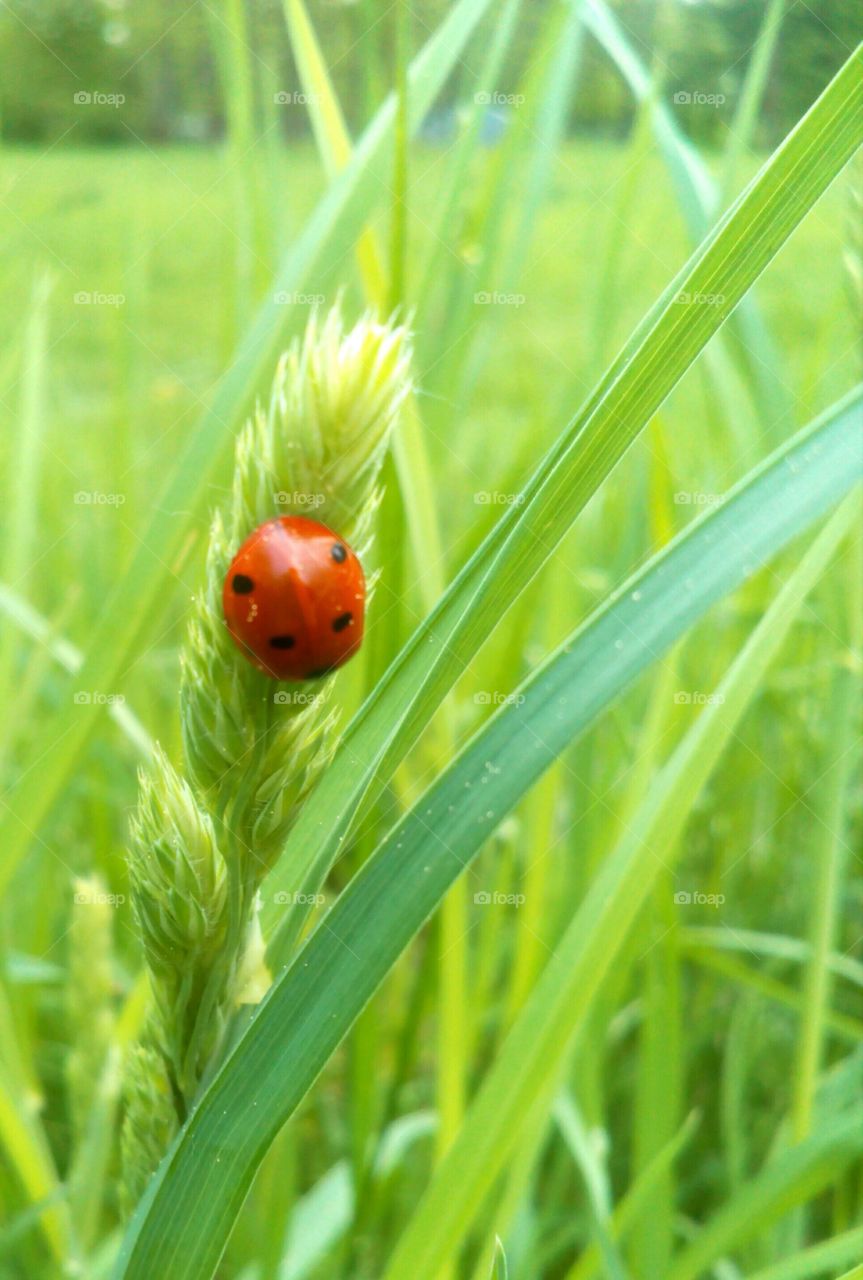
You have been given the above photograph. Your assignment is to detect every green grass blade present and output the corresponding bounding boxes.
[583,0,792,426]
[791,666,859,1141]
[564,1113,701,1280]
[113,386,861,1280]
[0,585,152,759]
[679,926,863,990]
[554,1093,630,1280]
[379,501,858,1280]
[263,52,863,951]
[667,1112,863,1280]
[719,0,787,208]
[0,272,52,749]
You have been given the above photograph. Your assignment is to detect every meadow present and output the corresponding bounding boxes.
[0,3,862,1278]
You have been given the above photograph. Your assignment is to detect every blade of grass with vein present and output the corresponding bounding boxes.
[114,388,862,1280]
[380,499,859,1280]
[0,0,495,894]
[263,51,863,952]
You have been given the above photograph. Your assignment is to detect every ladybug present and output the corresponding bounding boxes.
[222,516,366,681]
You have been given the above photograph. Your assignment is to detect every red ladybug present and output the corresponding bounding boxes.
[222,516,366,680]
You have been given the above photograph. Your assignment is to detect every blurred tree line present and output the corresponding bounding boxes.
[1,0,860,147]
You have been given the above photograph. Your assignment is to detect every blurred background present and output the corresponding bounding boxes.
[1,1,862,1278]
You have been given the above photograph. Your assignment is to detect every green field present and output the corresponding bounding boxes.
[1,6,862,1279]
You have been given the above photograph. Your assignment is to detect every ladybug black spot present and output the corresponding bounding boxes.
[269,635,296,649]
[331,543,347,563]
[232,573,255,594]
[306,665,334,679]
[332,612,352,633]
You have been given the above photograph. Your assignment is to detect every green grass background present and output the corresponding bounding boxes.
[0,42,861,1280]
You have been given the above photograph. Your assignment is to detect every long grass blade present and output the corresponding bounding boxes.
[113,386,861,1279]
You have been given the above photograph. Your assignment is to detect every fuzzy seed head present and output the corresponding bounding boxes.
[179,308,412,868]
[129,746,228,981]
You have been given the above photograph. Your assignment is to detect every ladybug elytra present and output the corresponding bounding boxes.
[222,516,365,680]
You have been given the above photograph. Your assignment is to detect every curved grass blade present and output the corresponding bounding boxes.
[114,387,862,1280]
[263,49,863,953]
